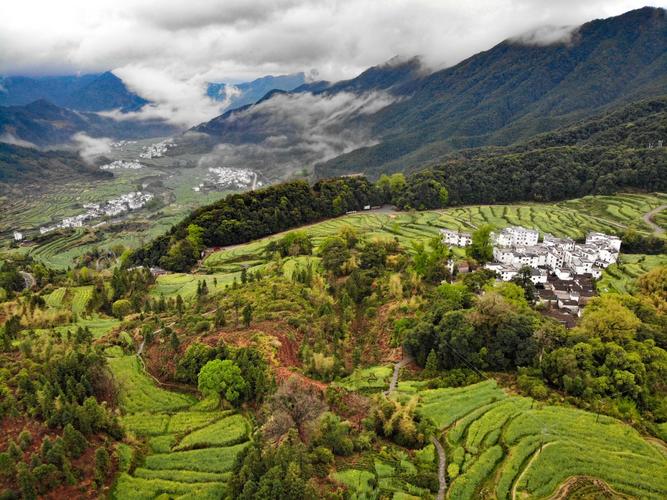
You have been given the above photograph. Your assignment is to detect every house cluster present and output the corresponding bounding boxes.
[100,160,144,170]
[39,192,153,235]
[201,167,260,191]
[440,225,622,322]
[139,139,175,159]
[110,140,138,151]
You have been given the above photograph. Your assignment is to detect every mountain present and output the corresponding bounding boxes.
[188,8,667,181]
[317,7,667,178]
[207,73,306,111]
[398,95,667,207]
[0,99,178,147]
[0,71,147,112]
[0,141,111,193]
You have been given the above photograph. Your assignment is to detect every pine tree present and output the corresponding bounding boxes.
[424,349,439,376]
[63,423,88,458]
[16,462,37,500]
[170,330,180,351]
[94,446,110,487]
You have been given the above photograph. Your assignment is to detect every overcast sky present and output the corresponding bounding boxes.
[1,0,665,126]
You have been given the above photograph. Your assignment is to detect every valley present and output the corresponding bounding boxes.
[1,5,667,499]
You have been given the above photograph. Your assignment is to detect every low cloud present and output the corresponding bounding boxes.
[0,132,37,148]
[197,90,396,179]
[1,1,662,127]
[512,25,578,46]
[72,132,112,162]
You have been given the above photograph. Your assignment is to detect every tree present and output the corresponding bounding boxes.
[467,224,494,263]
[319,237,350,276]
[215,307,227,328]
[170,330,180,351]
[263,377,326,442]
[63,423,88,458]
[94,446,110,487]
[424,349,439,376]
[579,295,641,343]
[176,343,220,384]
[242,304,253,328]
[510,266,537,304]
[198,359,247,406]
[16,462,36,500]
[111,299,132,319]
[176,294,184,317]
[311,412,354,456]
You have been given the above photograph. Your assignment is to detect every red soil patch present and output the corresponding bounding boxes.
[275,367,327,393]
[0,416,115,499]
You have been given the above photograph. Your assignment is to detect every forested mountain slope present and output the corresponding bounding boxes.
[314,7,667,177]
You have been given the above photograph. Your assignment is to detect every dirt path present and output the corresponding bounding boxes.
[643,204,666,235]
[512,442,554,500]
[431,435,447,500]
[19,271,35,290]
[384,355,411,396]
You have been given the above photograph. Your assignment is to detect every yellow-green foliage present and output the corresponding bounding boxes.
[175,414,249,450]
[337,365,393,392]
[108,356,195,413]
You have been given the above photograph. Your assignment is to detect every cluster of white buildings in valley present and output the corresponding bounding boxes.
[100,160,144,170]
[38,192,154,235]
[110,140,138,151]
[207,167,258,189]
[442,225,622,324]
[139,139,175,159]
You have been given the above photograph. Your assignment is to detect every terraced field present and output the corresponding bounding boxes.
[598,254,667,294]
[203,193,667,273]
[108,355,251,499]
[43,285,98,315]
[392,380,667,500]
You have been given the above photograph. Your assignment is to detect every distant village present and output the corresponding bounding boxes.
[139,139,176,159]
[442,225,622,326]
[100,160,144,170]
[193,167,260,192]
[37,191,154,235]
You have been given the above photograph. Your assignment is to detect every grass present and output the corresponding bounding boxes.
[330,469,377,498]
[202,193,667,276]
[174,414,249,450]
[109,354,251,499]
[336,365,394,392]
[108,356,195,413]
[392,378,667,499]
[597,254,667,294]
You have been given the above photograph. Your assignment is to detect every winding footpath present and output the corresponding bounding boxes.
[512,442,554,500]
[431,435,447,500]
[643,204,666,235]
[383,356,447,498]
[384,355,411,396]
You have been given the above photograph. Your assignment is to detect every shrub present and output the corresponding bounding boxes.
[63,423,88,458]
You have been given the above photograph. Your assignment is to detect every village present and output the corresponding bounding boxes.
[442,225,622,326]
[100,159,144,170]
[139,138,176,159]
[195,167,260,192]
[37,191,154,235]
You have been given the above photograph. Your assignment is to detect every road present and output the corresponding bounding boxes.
[431,435,447,500]
[384,355,411,396]
[643,205,666,235]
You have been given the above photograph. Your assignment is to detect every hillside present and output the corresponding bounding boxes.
[190,7,667,180]
[0,142,111,192]
[207,72,306,111]
[323,95,667,205]
[0,99,177,147]
[0,71,147,112]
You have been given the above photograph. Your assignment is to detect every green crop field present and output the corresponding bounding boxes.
[391,379,667,500]
[109,355,251,499]
[598,254,667,294]
[202,193,667,275]
[335,365,394,392]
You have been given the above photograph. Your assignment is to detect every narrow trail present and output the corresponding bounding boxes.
[384,355,411,396]
[19,271,35,290]
[512,442,554,500]
[431,435,447,500]
[643,204,666,235]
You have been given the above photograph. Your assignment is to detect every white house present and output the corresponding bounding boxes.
[491,226,539,247]
[13,231,23,241]
[440,229,472,247]
[586,232,622,252]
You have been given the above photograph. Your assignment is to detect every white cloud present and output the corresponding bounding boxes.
[0,132,37,148]
[71,132,112,162]
[197,90,397,178]
[0,1,664,127]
